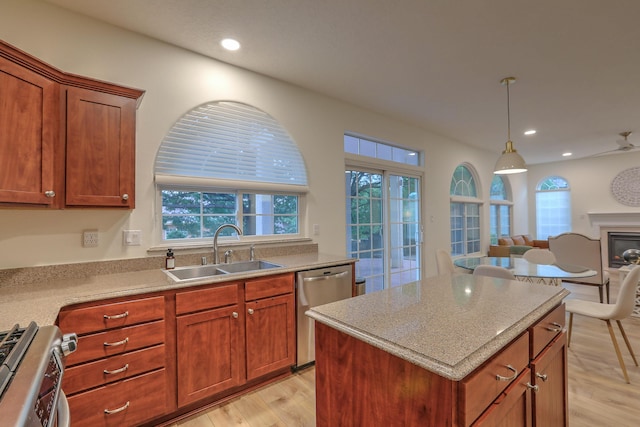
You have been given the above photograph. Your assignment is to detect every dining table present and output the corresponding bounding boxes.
[453,256,597,286]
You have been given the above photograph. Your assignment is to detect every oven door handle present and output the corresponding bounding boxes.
[57,391,71,427]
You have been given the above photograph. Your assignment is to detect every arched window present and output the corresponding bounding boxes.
[155,101,308,241]
[489,175,513,244]
[450,164,482,256]
[536,176,571,239]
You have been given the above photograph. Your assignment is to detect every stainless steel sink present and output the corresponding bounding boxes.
[217,260,282,274]
[164,265,227,281]
[163,260,283,281]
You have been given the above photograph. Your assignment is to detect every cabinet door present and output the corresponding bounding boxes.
[472,368,533,427]
[245,293,295,380]
[0,55,58,206]
[176,305,242,407]
[531,333,568,427]
[65,86,135,208]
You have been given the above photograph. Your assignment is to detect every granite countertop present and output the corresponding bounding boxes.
[307,273,569,381]
[0,253,354,330]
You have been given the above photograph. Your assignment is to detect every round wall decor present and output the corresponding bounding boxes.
[611,167,640,207]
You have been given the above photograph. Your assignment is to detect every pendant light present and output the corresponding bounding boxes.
[494,77,527,174]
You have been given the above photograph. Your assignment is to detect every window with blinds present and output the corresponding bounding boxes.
[155,101,307,241]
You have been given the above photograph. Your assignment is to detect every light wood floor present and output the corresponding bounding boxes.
[174,279,640,427]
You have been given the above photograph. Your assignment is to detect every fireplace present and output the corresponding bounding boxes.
[607,232,640,268]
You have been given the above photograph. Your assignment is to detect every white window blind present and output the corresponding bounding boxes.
[155,101,308,192]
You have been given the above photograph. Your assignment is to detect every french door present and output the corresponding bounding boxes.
[346,169,422,292]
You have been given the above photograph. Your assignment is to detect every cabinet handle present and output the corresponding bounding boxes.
[545,321,563,332]
[536,372,548,382]
[232,312,238,318]
[103,311,129,320]
[248,308,254,315]
[526,382,539,393]
[122,193,129,200]
[496,364,518,381]
[103,337,129,347]
[103,364,129,375]
[104,401,130,415]
[44,190,56,197]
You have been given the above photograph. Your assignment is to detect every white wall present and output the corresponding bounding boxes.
[0,0,523,275]
[527,151,640,238]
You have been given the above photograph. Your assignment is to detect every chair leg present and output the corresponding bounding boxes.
[567,313,573,347]
[598,285,604,303]
[605,320,630,384]
[606,281,610,304]
[616,320,639,367]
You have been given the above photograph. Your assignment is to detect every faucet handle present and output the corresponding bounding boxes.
[250,244,256,261]
[224,249,233,264]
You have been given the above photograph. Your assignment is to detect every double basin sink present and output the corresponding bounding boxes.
[164,260,283,282]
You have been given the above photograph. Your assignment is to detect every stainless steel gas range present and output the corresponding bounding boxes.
[0,322,77,427]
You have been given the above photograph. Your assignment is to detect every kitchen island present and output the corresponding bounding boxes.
[307,273,570,426]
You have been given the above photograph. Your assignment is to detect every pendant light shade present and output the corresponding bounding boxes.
[494,77,527,175]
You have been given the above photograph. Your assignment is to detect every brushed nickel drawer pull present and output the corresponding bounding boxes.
[103,337,129,347]
[104,401,130,415]
[104,311,129,320]
[526,382,539,392]
[545,322,563,332]
[496,364,518,381]
[536,372,548,382]
[103,364,129,375]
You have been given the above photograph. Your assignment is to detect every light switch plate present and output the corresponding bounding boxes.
[123,230,142,246]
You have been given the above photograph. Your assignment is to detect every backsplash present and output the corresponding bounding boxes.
[0,242,318,288]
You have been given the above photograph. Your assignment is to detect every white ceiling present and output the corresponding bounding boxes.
[42,0,640,165]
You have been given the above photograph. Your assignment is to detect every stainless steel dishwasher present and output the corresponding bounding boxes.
[295,264,353,369]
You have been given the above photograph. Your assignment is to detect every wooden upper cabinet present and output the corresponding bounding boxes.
[0,54,59,206]
[65,87,136,208]
[0,40,144,209]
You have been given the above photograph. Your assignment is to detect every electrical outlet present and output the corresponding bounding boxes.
[313,224,320,235]
[83,230,99,247]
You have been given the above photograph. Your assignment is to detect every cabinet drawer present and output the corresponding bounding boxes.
[530,304,565,359]
[176,282,240,315]
[58,296,164,335]
[66,320,165,366]
[245,273,294,301]
[67,368,167,427]
[63,344,165,395]
[460,332,530,427]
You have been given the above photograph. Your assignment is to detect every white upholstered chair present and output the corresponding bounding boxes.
[548,232,610,302]
[566,265,640,383]
[436,249,455,275]
[473,265,516,281]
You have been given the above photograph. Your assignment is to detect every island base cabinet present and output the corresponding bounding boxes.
[315,322,456,426]
[531,333,568,426]
[67,368,167,427]
[472,368,533,427]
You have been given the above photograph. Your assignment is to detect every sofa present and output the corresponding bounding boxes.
[489,234,549,257]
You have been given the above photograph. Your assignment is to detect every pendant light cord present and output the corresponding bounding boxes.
[506,80,511,142]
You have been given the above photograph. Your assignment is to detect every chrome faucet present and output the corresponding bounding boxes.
[213,224,242,264]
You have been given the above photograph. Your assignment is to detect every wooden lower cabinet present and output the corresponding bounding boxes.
[245,293,295,380]
[176,305,243,407]
[59,272,296,425]
[531,333,568,426]
[472,369,533,427]
[67,369,167,427]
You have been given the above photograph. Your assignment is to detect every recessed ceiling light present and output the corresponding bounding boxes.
[221,38,240,51]
[524,130,536,135]
[562,152,572,157]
